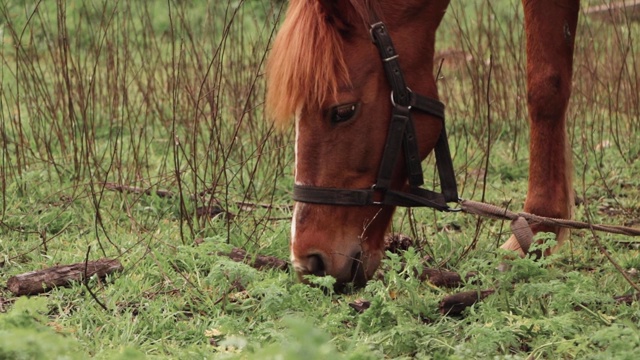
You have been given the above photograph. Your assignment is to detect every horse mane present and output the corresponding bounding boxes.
[266,1,377,126]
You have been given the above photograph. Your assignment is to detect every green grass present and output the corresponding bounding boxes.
[2,0,640,358]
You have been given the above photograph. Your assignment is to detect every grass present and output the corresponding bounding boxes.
[1,0,640,358]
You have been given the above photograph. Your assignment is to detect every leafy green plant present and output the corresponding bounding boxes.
[0,297,85,359]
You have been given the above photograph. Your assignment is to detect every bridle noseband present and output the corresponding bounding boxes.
[293,21,459,212]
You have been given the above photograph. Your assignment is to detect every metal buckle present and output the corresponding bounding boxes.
[369,22,385,43]
[445,198,464,213]
[371,184,384,205]
[390,87,412,109]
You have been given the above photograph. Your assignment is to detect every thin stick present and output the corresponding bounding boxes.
[84,246,109,311]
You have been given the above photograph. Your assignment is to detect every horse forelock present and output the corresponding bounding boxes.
[266,1,378,127]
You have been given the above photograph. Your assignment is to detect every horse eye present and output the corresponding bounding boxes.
[330,103,358,124]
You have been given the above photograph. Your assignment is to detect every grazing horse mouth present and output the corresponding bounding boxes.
[333,251,369,293]
[294,250,371,293]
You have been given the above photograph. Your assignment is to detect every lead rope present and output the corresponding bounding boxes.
[459,199,640,254]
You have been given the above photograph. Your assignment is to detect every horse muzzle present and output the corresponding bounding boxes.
[292,247,378,290]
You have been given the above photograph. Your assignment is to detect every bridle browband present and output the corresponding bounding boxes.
[293,21,460,212]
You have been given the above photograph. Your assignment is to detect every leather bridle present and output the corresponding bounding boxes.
[293,21,460,212]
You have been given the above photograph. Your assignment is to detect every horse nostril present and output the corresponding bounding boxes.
[307,254,326,276]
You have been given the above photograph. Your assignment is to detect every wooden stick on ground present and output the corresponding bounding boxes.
[420,268,477,288]
[6,259,123,296]
[439,289,495,316]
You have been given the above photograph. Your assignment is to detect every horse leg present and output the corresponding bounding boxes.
[501,0,580,256]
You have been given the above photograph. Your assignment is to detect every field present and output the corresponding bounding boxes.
[1,0,640,358]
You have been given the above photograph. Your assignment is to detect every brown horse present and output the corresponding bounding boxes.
[266,0,578,286]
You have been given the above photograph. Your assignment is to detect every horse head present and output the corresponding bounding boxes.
[267,0,451,287]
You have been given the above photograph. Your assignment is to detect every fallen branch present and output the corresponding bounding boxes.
[348,299,371,313]
[235,202,293,212]
[384,234,415,254]
[6,259,123,296]
[195,206,234,220]
[350,288,640,318]
[103,182,293,212]
[439,289,495,316]
[420,268,477,288]
[613,292,640,305]
[103,182,174,198]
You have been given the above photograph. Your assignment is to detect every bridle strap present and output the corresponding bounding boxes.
[371,21,458,205]
[293,185,450,211]
[370,22,411,107]
[293,186,374,206]
[410,93,445,118]
[370,22,424,190]
[292,20,459,211]
[410,93,458,202]
[434,122,458,202]
[375,105,413,190]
